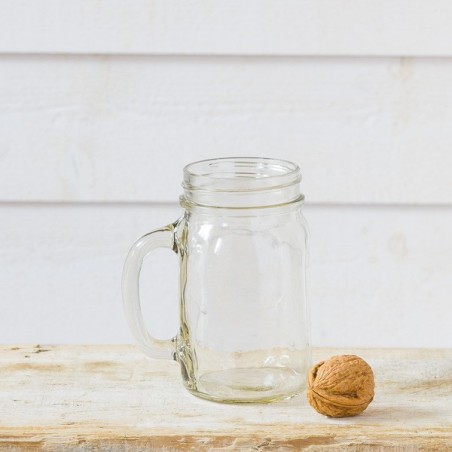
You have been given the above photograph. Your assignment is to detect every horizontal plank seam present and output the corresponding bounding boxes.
[1,51,452,59]
[1,201,452,210]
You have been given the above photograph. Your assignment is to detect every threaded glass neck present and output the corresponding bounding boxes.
[181,157,303,209]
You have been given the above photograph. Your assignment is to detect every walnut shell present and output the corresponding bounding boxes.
[307,355,374,418]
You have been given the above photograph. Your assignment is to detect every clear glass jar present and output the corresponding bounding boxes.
[123,157,310,403]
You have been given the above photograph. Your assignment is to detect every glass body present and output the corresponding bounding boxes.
[123,157,310,403]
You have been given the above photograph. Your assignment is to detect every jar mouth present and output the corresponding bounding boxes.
[183,157,301,192]
[181,157,303,209]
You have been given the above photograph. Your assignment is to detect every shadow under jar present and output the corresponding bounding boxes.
[122,157,310,403]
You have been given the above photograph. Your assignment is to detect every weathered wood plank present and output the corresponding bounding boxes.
[0,346,451,450]
[2,203,452,348]
[2,56,452,205]
[1,0,452,57]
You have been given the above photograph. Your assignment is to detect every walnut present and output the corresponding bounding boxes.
[307,355,375,417]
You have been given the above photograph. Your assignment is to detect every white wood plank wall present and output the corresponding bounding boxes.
[1,1,451,347]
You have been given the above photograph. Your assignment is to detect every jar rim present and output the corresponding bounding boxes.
[182,157,301,193]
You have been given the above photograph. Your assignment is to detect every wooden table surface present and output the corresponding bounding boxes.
[0,345,451,451]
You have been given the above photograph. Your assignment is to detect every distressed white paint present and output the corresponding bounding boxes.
[1,55,452,204]
[1,2,452,348]
[1,1,452,56]
[0,346,451,450]
[1,203,451,348]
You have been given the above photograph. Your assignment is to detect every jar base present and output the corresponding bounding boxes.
[185,367,306,404]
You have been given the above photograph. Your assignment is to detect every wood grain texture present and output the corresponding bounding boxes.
[1,0,452,56]
[2,55,452,204]
[0,346,451,451]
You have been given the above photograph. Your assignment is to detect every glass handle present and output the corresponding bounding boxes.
[122,224,178,360]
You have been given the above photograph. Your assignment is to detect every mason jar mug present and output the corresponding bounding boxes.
[122,157,310,403]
